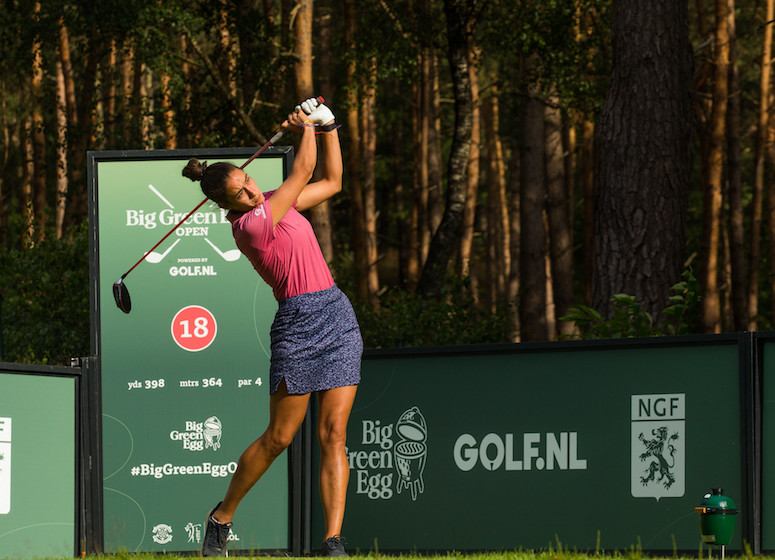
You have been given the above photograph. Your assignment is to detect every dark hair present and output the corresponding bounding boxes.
[181,158,238,206]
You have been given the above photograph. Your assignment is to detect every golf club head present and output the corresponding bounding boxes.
[113,278,132,313]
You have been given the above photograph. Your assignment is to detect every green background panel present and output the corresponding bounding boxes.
[760,339,775,551]
[313,342,743,552]
[0,372,75,558]
[95,152,289,552]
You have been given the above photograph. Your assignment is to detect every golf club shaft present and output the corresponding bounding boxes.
[120,197,209,280]
[118,131,286,281]
[240,130,284,169]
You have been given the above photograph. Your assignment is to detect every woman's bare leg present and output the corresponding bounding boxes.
[212,381,310,523]
[316,384,358,539]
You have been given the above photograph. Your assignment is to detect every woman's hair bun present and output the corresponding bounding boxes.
[182,159,208,182]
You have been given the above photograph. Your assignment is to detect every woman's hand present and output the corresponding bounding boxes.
[299,97,335,125]
[281,107,314,131]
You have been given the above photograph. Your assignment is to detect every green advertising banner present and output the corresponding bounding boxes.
[91,148,290,553]
[760,335,775,552]
[0,371,75,558]
[313,338,745,552]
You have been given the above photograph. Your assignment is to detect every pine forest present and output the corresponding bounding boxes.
[0,0,769,363]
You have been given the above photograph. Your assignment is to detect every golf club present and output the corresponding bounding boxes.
[112,127,288,313]
[113,96,326,313]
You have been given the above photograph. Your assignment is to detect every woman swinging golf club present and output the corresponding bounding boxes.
[182,98,360,558]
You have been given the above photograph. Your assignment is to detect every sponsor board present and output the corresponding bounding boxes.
[319,344,743,552]
[95,151,289,553]
[0,372,76,558]
[0,417,10,515]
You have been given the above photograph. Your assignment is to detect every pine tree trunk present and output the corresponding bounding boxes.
[31,2,47,241]
[483,91,508,308]
[496,93,510,304]
[102,40,117,145]
[416,48,431,269]
[722,225,732,328]
[508,153,521,342]
[293,0,314,100]
[696,0,709,37]
[180,36,192,146]
[122,43,135,146]
[417,0,473,298]
[57,17,79,232]
[161,70,177,149]
[275,0,292,106]
[23,119,35,246]
[545,238,556,340]
[239,1,259,107]
[700,0,729,333]
[407,87,420,289]
[63,26,99,229]
[428,54,443,235]
[545,87,575,337]
[392,103,410,286]
[218,0,239,101]
[55,59,68,239]
[580,118,595,305]
[725,0,746,332]
[519,58,548,341]
[593,0,694,322]
[315,7,333,101]
[576,0,597,307]
[59,21,77,129]
[361,58,380,306]
[766,106,775,327]
[344,0,367,301]
[752,0,774,330]
[0,83,7,246]
[140,64,153,149]
[459,46,481,287]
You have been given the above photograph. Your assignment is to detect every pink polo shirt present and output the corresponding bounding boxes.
[227,191,334,300]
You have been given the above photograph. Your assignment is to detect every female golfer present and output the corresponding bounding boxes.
[182,98,360,558]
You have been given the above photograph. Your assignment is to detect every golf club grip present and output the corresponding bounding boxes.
[239,96,324,169]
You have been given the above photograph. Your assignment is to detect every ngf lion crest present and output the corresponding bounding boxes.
[631,394,685,500]
[638,426,679,489]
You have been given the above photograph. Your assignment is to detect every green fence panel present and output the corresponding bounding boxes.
[0,369,76,558]
[91,149,290,553]
[758,334,775,552]
[313,337,746,552]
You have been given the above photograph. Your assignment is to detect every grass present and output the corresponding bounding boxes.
[75,542,761,560]
[359,550,756,560]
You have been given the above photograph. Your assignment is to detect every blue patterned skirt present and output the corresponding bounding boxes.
[269,285,363,395]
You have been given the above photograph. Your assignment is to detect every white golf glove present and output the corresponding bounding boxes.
[297,97,335,125]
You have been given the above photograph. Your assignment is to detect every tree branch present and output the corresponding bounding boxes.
[377,0,418,49]
[183,25,266,144]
